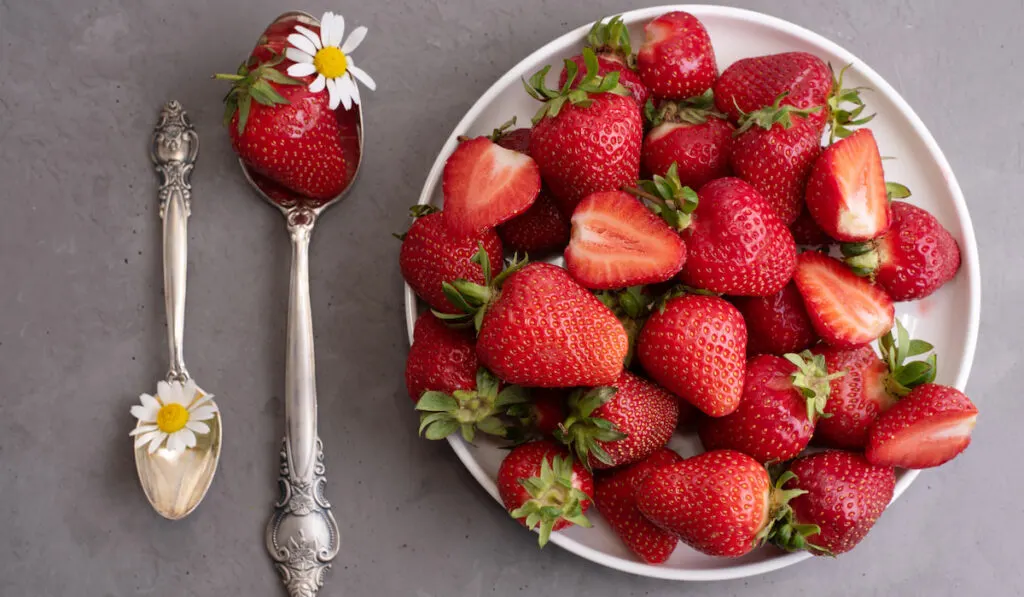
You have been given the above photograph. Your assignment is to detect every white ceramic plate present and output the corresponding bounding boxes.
[404,5,980,581]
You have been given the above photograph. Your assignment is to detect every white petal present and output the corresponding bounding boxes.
[287,33,318,56]
[181,428,198,449]
[294,25,322,50]
[147,432,167,454]
[309,74,327,93]
[318,12,334,48]
[186,420,210,434]
[285,47,314,64]
[327,77,341,110]
[189,405,218,421]
[182,379,198,403]
[133,430,160,447]
[189,393,213,409]
[337,76,355,110]
[347,64,376,91]
[341,26,367,54]
[288,62,317,77]
[166,432,184,453]
[349,74,361,105]
[140,393,160,410]
[156,381,172,403]
[129,424,158,436]
[328,13,345,47]
[130,403,158,422]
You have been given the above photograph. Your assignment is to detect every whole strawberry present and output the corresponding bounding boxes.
[730,95,824,225]
[642,91,734,189]
[637,450,780,557]
[405,311,478,402]
[398,208,503,314]
[813,319,938,449]
[637,11,717,100]
[680,177,797,296]
[790,208,834,246]
[526,49,642,217]
[559,15,649,107]
[773,450,896,555]
[506,389,568,438]
[842,201,962,301]
[556,371,679,470]
[637,293,746,417]
[594,448,683,564]
[497,440,593,547]
[497,189,570,256]
[415,367,528,442]
[867,383,977,469]
[733,282,818,356]
[446,256,628,388]
[714,52,833,126]
[698,352,842,462]
[216,17,362,201]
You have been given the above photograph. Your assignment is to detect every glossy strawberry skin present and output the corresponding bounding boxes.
[527,389,568,436]
[497,440,594,532]
[637,450,771,557]
[228,82,361,201]
[866,384,978,469]
[637,294,747,417]
[476,263,628,388]
[731,116,824,226]
[790,208,834,246]
[565,190,688,290]
[637,11,717,100]
[872,201,962,301]
[642,118,734,189]
[587,371,679,469]
[784,450,895,555]
[811,344,894,449]
[805,129,890,242]
[560,54,649,107]
[714,52,832,126]
[497,190,570,256]
[697,355,816,462]
[399,212,503,314]
[405,312,479,403]
[530,93,642,219]
[680,177,797,297]
[734,282,818,356]
[595,448,683,564]
[495,127,533,153]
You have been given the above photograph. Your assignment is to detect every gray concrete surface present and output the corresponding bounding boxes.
[1,0,1021,595]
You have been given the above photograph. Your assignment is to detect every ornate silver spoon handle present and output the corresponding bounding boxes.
[266,209,340,597]
[151,100,197,382]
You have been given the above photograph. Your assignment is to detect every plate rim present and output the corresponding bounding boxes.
[403,3,981,581]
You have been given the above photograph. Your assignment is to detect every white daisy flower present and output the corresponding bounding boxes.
[284,11,377,111]
[129,379,218,454]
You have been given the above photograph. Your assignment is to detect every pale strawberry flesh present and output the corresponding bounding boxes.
[867,384,977,469]
[565,191,687,289]
[806,129,890,242]
[442,137,541,235]
[793,252,894,348]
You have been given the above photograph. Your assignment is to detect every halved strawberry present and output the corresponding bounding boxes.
[793,251,894,348]
[564,190,687,289]
[442,137,542,235]
[866,384,978,469]
[805,129,890,242]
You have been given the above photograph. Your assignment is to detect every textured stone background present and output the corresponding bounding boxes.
[1,0,1021,595]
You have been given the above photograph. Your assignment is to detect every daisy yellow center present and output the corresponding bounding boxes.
[313,46,348,79]
[156,403,189,433]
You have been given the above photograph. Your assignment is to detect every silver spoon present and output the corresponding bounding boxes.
[237,11,362,596]
[134,100,222,520]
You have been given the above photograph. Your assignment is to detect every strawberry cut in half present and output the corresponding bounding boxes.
[793,251,894,348]
[442,137,542,235]
[805,128,890,242]
[866,384,978,469]
[565,190,687,289]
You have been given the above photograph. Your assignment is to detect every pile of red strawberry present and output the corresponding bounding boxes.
[400,12,977,563]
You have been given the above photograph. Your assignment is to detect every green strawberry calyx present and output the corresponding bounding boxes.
[644,89,726,127]
[878,319,938,397]
[622,162,700,231]
[214,53,303,135]
[596,286,653,367]
[415,368,529,442]
[509,453,593,547]
[764,471,832,555]
[734,91,823,136]
[783,351,845,423]
[435,244,528,332]
[553,387,628,470]
[826,63,876,144]
[584,15,635,66]
[523,47,630,124]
